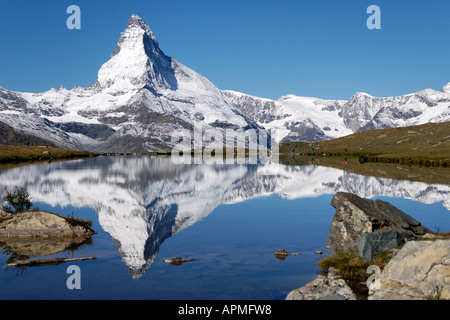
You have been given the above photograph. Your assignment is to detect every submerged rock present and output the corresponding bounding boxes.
[8,257,96,268]
[274,249,289,256]
[274,249,300,260]
[163,257,195,266]
[369,239,450,300]
[0,211,95,238]
[327,192,431,254]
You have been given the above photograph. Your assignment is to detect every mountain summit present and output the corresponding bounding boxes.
[97,14,176,92]
[442,82,450,93]
[127,14,159,45]
[0,15,262,153]
[0,15,449,151]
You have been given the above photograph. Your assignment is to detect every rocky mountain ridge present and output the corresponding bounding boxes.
[0,15,262,153]
[0,15,449,151]
[224,82,450,142]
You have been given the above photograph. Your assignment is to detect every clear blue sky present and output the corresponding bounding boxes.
[0,0,449,100]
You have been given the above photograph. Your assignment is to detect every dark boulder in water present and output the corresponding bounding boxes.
[327,192,431,255]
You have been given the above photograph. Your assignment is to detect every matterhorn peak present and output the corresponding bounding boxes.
[96,14,176,91]
[126,14,159,46]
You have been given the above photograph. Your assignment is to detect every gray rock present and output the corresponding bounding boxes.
[327,192,431,254]
[356,230,405,262]
[274,249,300,260]
[0,209,12,220]
[286,268,356,300]
[422,233,439,240]
[369,239,450,300]
[318,293,347,300]
[0,211,95,238]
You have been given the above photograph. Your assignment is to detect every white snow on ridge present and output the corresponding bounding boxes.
[0,14,259,153]
[0,14,449,152]
[225,82,450,143]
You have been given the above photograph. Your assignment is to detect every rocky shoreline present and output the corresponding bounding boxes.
[0,209,96,238]
[286,192,450,300]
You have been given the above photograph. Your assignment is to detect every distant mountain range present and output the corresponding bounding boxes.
[0,15,449,152]
[224,84,450,143]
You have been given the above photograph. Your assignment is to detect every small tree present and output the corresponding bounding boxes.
[2,186,33,214]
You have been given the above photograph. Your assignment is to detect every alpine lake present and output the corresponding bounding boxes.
[0,154,449,300]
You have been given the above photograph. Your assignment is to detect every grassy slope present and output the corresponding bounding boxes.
[279,121,450,163]
[282,156,450,185]
[0,144,98,164]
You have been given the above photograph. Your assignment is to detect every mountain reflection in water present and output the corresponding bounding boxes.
[0,156,448,279]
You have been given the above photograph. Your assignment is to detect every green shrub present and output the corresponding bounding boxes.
[318,250,391,282]
[2,186,33,214]
[65,213,93,229]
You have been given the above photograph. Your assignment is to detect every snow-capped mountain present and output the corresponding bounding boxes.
[224,83,450,142]
[0,15,262,153]
[343,87,450,132]
[0,14,449,151]
[0,156,448,278]
[223,91,351,142]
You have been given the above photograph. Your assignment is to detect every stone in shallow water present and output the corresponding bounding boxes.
[327,192,431,254]
[163,257,195,266]
[274,249,289,256]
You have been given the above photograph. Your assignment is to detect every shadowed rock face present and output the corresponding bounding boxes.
[0,122,57,147]
[356,230,405,262]
[327,192,431,254]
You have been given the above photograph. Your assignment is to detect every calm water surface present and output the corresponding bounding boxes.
[0,156,449,300]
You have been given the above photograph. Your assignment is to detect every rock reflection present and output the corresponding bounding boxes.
[0,237,92,272]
